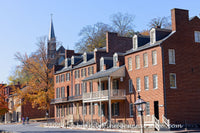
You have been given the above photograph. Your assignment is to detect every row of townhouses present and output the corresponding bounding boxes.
[50,8,200,128]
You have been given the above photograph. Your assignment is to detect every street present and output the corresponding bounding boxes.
[0,123,119,133]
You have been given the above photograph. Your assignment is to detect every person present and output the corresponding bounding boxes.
[26,117,29,124]
[22,117,25,125]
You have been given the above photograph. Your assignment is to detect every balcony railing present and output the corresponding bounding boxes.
[83,89,126,102]
[51,95,83,104]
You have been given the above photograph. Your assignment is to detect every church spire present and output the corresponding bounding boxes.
[49,14,56,41]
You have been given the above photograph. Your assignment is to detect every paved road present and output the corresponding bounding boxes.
[0,123,119,133]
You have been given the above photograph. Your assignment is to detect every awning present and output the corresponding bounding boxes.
[82,65,125,81]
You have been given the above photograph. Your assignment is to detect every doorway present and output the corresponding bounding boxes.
[154,101,159,119]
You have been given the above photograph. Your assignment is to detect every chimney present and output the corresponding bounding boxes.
[171,8,189,31]
[65,50,75,58]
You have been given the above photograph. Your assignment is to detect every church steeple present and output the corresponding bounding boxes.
[49,14,56,41]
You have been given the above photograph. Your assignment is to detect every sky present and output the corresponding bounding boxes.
[0,0,200,83]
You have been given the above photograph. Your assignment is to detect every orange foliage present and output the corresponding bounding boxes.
[0,84,9,115]
[140,29,149,36]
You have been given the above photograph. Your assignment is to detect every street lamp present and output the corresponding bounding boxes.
[134,93,146,133]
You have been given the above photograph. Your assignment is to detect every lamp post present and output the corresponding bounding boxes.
[134,93,146,133]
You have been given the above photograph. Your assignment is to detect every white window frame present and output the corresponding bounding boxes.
[194,31,200,43]
[152,50,157,65]
[129,79,133,93]
[144,76,149,90]
[136,77,141,91]
[100,58,104,71]
[128,57,132,71]
[168,49,175,64]
[153,74,158,89]
[170,73,177,89]
[129,103,134,117]
[145,102,150,116]
[143,53,148,68]
[135,55,140,69]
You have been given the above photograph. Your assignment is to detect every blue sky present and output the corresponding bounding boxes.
[0,0,200,83]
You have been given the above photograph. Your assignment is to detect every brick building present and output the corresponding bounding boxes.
[52,8,200,129]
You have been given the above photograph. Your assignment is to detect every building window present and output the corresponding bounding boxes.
[168,49,175,64]
[89,81,93,92]
[61,87,65,98]
[135,55,140,69]
[83,103,87,115]
[89,103,95,115]
[78,70,80,78]
[129,79,133,93]
[146,102,150,115]
[152,50,157,65]
[144,76,149,90]
[56,106,60,117]
[128,57,132,71]
[81,69,83,77]
[66,73,70,81]
[61,105,65,117]
[113,54,118,67]
[112,80,119,90]
[153,74,158,89]
[56,88,60,98]
[61,74,64,82]
[194,31,200,43]
[150,29,156,44]
[133,36,137,50]
[170,73,177,88]
[56,76,59,83]
[143,53,148,67]
[112,102,119,116]
[69,103,73,114]
[98,104,105,116]
[136,77,141,91]
[66,104,69,115]
[75,84,80,96]
[130,103,134,117]
[84,82,87,93]
[88,67,90,75]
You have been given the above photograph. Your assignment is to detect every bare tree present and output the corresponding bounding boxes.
[75,22,112,52]
[110,12,135,36]
[148,16,171,29]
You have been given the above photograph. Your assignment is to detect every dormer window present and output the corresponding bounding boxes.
[133,35,138,50]
[83,52,87,62]
[113,53,118,67]
[150,28,156,44]
[100,58,104,71]
[71,56,74,65]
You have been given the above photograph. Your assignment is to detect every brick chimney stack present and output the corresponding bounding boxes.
[171,8,189,31]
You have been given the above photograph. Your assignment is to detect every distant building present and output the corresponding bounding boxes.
[51,8,200,129]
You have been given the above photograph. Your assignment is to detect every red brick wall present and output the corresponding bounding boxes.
[162,9,200,124]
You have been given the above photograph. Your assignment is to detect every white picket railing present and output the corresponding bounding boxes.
[154,116,160,131]
[83,89,126,101]
[162,115,170,128]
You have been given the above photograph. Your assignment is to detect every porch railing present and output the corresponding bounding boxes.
[83,89,126,101]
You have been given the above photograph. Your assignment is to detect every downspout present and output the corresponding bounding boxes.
[161,45,167,117]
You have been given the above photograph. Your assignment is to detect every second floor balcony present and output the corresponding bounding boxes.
[83,89,126,103]
[51,95,82,104]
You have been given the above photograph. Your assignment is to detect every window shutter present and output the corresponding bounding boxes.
[111,103,114,116]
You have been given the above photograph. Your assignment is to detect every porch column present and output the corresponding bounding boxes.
[91,102,93,127]
[100,101,102,128]
[83,102,85,127]
[108,76,112,128]
[99,78,102,128]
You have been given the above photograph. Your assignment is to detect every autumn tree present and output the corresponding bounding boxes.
[0,84,9,116]
[140,29,150,36]
[148,16,171,29]
[14,37,54,113]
